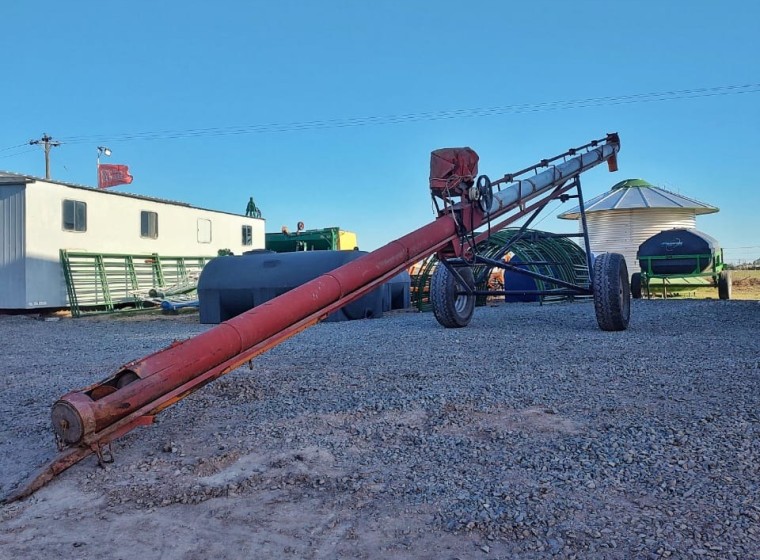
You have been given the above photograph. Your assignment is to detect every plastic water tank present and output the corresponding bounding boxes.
[503,257,540,302]
[637,228,719,275]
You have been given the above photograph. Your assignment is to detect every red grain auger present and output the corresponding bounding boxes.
[6,133,628,502]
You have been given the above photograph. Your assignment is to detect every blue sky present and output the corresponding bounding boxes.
[2,1,758,262]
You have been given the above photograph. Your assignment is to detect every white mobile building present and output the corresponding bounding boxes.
[0,172,265,310]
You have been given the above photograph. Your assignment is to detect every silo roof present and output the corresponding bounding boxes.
[557,178,718,220]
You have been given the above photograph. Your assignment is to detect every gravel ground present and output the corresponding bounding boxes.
[0,299,758,559]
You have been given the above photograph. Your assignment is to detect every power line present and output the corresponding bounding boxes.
[57,83,760,145]
[0,143,29,153]
[0,147,37,160]
[2,83,759,153]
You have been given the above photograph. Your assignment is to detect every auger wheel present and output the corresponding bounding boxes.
[593,252,631,331]
[431,263,475,328]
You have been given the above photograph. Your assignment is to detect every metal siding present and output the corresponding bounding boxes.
[0,186,26,308]
[0,179,266,310]
[559,185,717,218]
[584,209,697,272]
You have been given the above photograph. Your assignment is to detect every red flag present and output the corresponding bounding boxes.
[98,164,133,189]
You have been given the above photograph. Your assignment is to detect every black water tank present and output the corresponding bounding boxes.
[637,228,719,275]
[384,270,411,311]
[198,250,409,324]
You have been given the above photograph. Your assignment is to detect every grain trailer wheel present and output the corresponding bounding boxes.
[631,272,642,299]
[718,270,732,300]
[431,264,475,328]
[593,252,630,331]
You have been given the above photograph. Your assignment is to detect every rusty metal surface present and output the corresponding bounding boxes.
[3,446,95,504]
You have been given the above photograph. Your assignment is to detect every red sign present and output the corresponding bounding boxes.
[98,164,133,189]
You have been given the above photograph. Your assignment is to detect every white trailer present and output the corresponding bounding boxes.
[0,172,265,310]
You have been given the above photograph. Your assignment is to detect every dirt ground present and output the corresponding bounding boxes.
[731,270,760,299]
[2,463,480,559]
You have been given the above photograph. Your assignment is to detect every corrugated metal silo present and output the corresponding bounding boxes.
[557,179,718,270]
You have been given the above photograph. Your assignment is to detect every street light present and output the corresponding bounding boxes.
[96,146,111,186]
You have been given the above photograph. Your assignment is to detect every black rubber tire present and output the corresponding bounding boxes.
[631,272,642,299]
[718,270,732,300]
[431,264,475,328]
[593,253,631,331]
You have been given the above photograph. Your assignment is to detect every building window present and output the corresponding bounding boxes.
[197,218,212,243]
[242,225,253,246]
[141,211,158,239]
[62,200,87,232]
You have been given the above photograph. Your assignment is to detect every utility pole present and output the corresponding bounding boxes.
[29,133,61,179]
